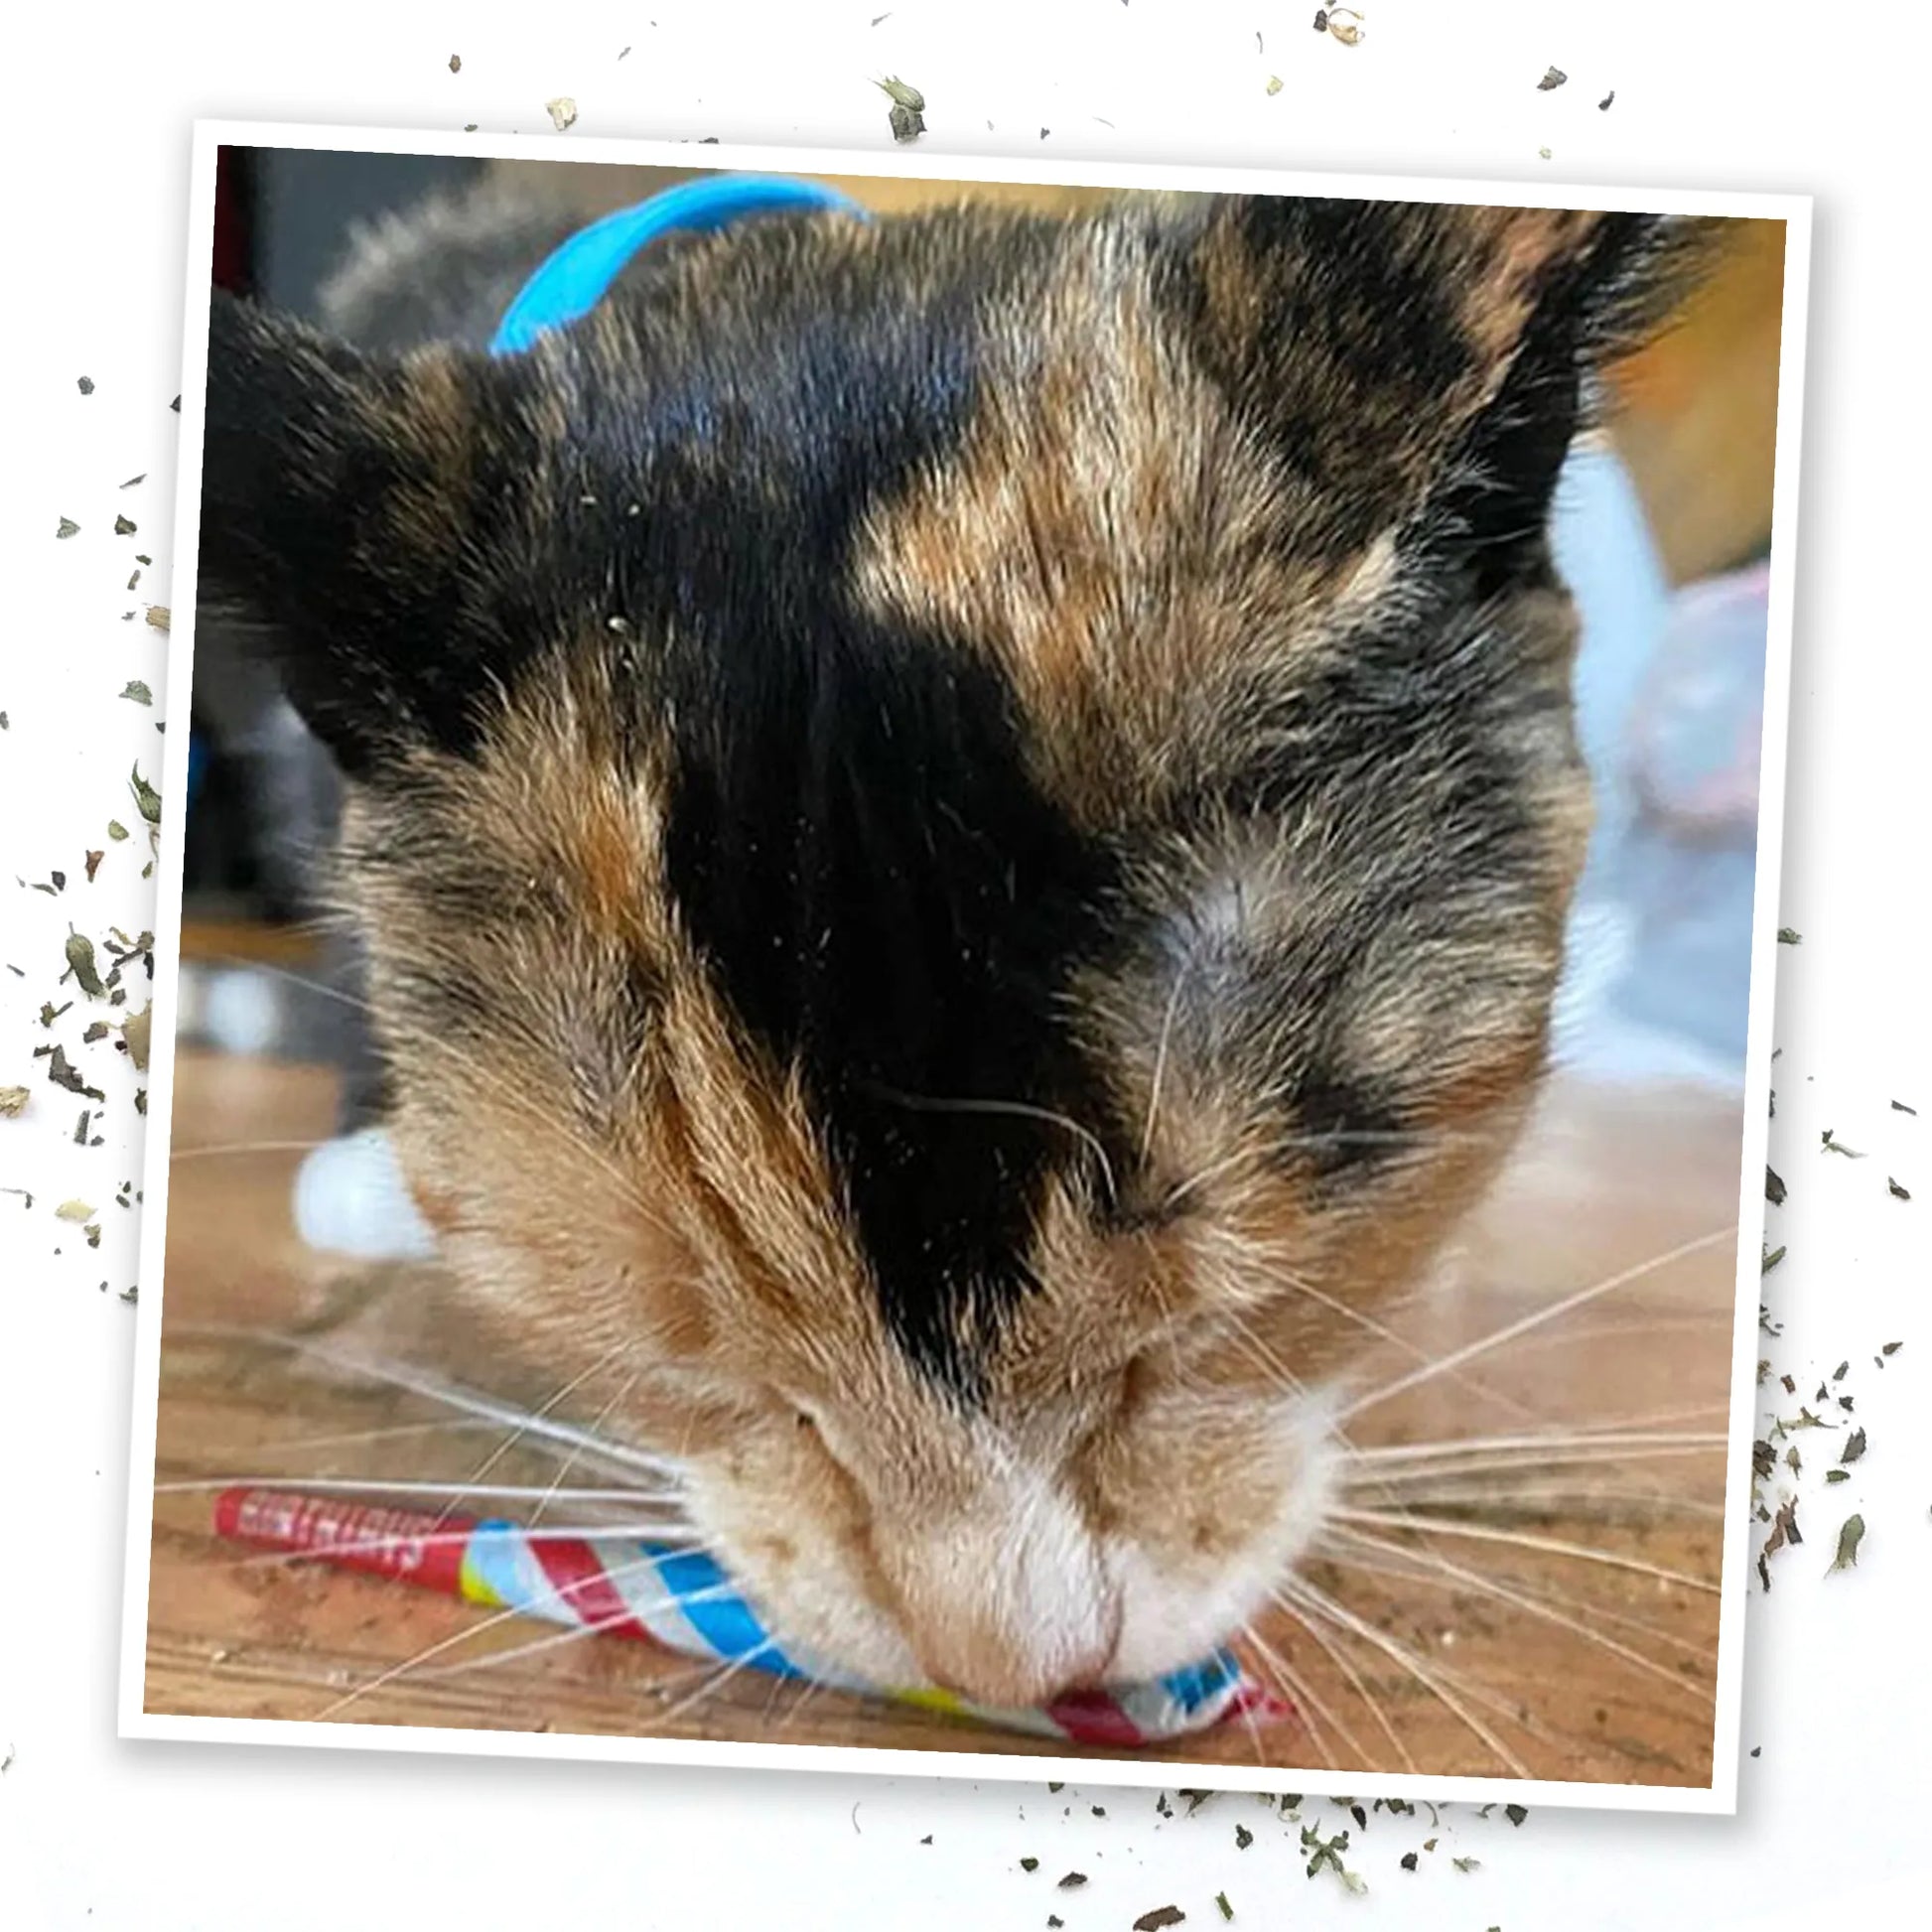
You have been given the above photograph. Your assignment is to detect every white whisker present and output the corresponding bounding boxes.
[1337,1227,1734,1423]
[1326,1507,1721,1593]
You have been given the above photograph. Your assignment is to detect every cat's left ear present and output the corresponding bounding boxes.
[196,289,524,775]
[1175,201,1713,569]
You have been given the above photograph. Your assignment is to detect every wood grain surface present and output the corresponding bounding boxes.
[144,1047,1737,1785]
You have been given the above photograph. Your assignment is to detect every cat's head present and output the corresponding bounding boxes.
[198,191,1698,1703]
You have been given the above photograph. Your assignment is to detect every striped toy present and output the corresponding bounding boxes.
[213,1486,1290,1747]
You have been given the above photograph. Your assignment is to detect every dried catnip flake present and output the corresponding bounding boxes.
[1599,89,1616,109]
[1056,1871,1088,1889]
[1215,1895,1233,1922]
[145,606,171,631]
[877,74,925,110]
[84,851,103,883]
[545,96,578,131]
[1777,926,1802,943]
[120,680,153,705]
[1828,1513,1864,1573]
[1888,1176,1911,1200]
[1762,1244,1786,1273]
[66,932,105,998]
[1766,1166,1787,1204]
[0,1086,29,1119]
[57,516,79,538]
[55,1198,95,1222]
[77,375,94,394]
[1841,1427,1867,1464]
[889,102,925,142]
[449,53,461,71]
[1019,1858,1038,1872]
[1133,1910,1186,1931]
[129,764,162,824]
[1892,1099,1918,1115]
[1538,67,1568,89]
[114,514,137,536]
[1234,1822,1254,1849]
[121,1006,152,1071]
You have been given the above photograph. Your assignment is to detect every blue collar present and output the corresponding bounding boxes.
[488,173,870,356]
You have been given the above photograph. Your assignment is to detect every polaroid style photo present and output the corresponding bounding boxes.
[119,122,1809,1812]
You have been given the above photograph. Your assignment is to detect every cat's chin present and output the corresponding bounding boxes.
[1105,1418,1340,1683]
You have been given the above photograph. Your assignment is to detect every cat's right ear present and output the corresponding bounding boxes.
[197,289,511,776]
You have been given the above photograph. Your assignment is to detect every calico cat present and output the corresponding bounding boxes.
[194,179,1701,1708]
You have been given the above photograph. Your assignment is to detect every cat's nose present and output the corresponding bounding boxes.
[879,1482,1122,1709]
[918,1621,1118,1711]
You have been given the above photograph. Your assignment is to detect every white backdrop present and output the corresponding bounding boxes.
[2,4,1927,1928]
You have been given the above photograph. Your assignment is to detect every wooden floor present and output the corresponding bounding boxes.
[144,1046,1738,1785]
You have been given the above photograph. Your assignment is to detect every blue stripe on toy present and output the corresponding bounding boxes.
[645,1543,807,1679]
[488,174,870,355]
[1159,1650,1237,1713]
[468,1518,537,1605]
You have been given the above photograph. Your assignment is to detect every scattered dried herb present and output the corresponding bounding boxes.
[1505,1804,1528,1827]
[1452,1857,1481,1873]
[1882,1340,1902,1355]
[1599,89,1615,108]
[1133,1910,1185,1931]
[66,932,105,998]
[1762,1244,1786,1273]
[1892,1099,1918,1115]
[1234,1823,1253,1850]
[1400,1853,1419,1871]
[57,516,78,539]
[46,1046,103,1102]
[545,96,578,131]
[1538,67,1568,89]
[0,1087,28,1119]
[1777,926,1802,944]
[106,820,128,842]
[1889,1176,1911,1200]
[129,764,161,825]
[449,53,461,71]
[1841,1428,1866,1464]
[77,375,94,394]
[1826,1467,1849,1484]
[113,514,137,536]
[1056,1872,1088,1890]
[1266,74,1283,94]
[120,680,153,705]
[83,851,103,883]
[1313,7,1327,26]
[1828,1513,1864,1573]
[1215,1896,1233,1923]
[55,1199,95,1222]
[1766,1166,1786,1204]
[80,1023,107,1044]
[1019,1858,1038,1872]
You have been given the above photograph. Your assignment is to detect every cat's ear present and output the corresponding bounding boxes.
[1173,200,1711,571]
[197,289,519,775]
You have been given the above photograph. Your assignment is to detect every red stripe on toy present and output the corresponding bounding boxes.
[520,1530,653,1640]
[214,1486,473,1594]
[1043,1691,1149,1747]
